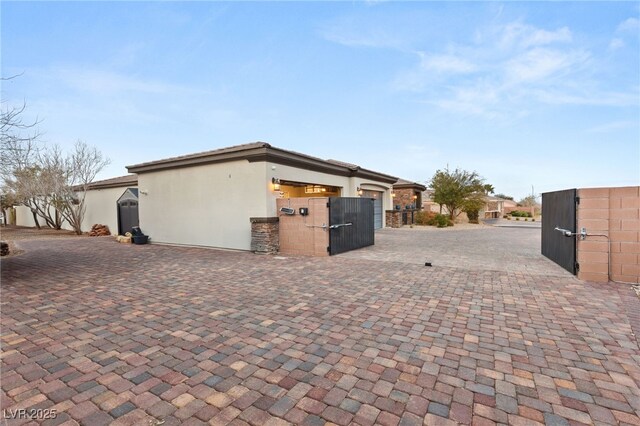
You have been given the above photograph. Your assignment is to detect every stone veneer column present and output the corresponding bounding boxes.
[250,217,279,254]
[385,210,402,228]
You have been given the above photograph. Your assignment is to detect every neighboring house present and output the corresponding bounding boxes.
[482,195,507,219]
[421,191,518,221]
[392,179,427,210]
[15,175,138,234]
[125,142,398,251]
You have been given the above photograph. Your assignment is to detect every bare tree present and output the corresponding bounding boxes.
[1,75,41,179]
[1,74,43,223]
[58,141,110,234]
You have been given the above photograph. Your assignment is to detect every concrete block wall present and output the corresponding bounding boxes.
[277,198,329,256]
[577,186,639,283]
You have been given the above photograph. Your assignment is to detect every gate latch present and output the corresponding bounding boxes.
[554,227,587,240]
[329,223,353,229]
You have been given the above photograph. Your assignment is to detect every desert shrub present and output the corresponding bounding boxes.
[516,217,520,221]
[447,219,454,227]
[415,210,436,225]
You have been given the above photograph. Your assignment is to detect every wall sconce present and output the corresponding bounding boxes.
[412,194,418,200]
[140,189,149,196]
[357,187,363,196]
[391,191,396,198]
[272,177,281,191]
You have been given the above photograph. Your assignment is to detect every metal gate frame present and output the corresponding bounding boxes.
[328,197,375,255]
[541,188,578,274]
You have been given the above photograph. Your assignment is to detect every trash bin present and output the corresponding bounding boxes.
[130,227,149,245]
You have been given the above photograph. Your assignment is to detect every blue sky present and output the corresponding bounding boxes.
[2,1,638,200]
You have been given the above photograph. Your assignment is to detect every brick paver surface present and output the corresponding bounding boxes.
[1,228,639,425]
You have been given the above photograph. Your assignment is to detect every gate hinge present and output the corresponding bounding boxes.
[575,196,580,205]
[326,202,330,208]
[327,246,330,253]
[575,262,580,272]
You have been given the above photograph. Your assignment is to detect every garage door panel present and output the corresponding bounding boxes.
[362,190,383,229]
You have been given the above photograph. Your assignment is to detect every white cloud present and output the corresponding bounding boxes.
[498,22,572,50]
[505,48,589,84]
[319,17,404,49]
[52,68,179,95]
[587,120,637,133]
[419,53,477,74]
[609,38,625,50]
[617,17,639,33]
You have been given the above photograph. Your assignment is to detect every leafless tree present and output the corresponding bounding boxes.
[57,141,110,234]
[1,74,41,179]
[1,74,43,224]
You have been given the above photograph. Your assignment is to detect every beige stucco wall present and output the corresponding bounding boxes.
[138,160,268,250]
[82,186,137,234]
[13,186,136,234]
[266,162,393,227]
[15,205,38,228]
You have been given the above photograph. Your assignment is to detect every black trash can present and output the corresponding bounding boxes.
[130,227,148,245]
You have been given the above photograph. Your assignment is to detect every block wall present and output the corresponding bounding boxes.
[277,198,329,257]
[577,186,639,283]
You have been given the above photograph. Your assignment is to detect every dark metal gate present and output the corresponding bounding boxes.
[328,197,374,255]
[542,188,577,274]
[118,199,139,235]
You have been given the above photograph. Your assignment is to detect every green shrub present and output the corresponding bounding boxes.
[524,218,528,221]
[515,217,520,221]
[531,218,536,222]
[438,215,449,228]
[447,219,454,227]
[511,210,533,218]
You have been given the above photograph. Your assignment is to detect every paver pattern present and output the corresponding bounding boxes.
[1,228,639,426]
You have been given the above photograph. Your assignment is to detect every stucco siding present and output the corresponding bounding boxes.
[82,187,137,234]
[13,187,135,233]
[138,160,268,250]
[266,163,393,227]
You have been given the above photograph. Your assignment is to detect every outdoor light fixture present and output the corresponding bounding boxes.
[357,187,363,196]
[272,178,281,191]
[412,195,418,200]
[391,191,396,198]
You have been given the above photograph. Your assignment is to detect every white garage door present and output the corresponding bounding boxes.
[362,190,383,229]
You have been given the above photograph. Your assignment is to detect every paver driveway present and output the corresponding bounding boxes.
[1,228,639,426]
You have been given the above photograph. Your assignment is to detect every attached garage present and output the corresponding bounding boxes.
[361,190,383,229]
[126,142,398,251]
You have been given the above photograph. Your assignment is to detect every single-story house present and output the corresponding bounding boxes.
[125,142,398,251]
[14,174,138,235]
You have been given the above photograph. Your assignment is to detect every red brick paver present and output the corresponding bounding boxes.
[1,228,639,425]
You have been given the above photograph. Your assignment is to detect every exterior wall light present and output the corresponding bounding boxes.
[391,191,396,198]
[272,178,281,191]
[357,187,363,196]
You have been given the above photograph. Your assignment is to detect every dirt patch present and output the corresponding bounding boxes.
[1,225,82,241]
